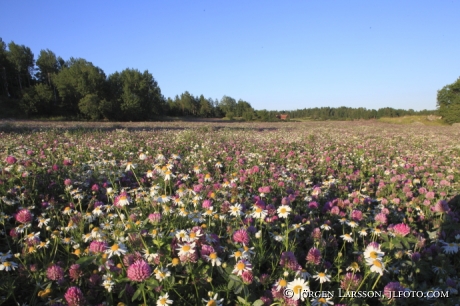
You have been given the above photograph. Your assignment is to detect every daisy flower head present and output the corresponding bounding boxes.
[114,192,131,207]
[364,244,385,261]
[154,267,171,281]
[205,252,222,266]
[346,262,360,273]
[229,203,243,217]
[286,278,310,301]
[251,205,268,219]
[277,205,292,219]
[312,270,331,283]
[341,233,354,243]
[366,258,386,275]
[442,242,458,254]
[105,242,128,258]
[232,259,252,276]
[156,293,173,306]
[320,224,331,231]
[0,260,18,271]
[203,293,224,306]
[274,278,288,292]
[176,242,196,257]
[311,296,334,306]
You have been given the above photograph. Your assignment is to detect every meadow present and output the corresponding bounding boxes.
[0,120,459,306]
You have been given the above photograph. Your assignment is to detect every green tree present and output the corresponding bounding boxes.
[7,41,35,90]
[19,83,54,117]
[437,77,460,124]
[53,58,107,116]
[107,68,164,121]
[219,95,236,118]
[198,95,212,117]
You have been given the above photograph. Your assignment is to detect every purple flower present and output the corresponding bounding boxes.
[392,223,411,237]
[5,156,17,164]
[127,260,151,282]
[383,282,404,299]
[47,264,64,281]
[15,209,33,224]
[306,247,321,265]
[233,229,250,245]
[64,286,86,306]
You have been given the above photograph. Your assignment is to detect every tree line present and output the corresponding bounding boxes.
[1,38,450,122]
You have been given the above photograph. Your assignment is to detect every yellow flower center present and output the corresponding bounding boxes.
[210,253,217,259]
[182,245,191,252]
[293,285,302,294]
[111,244,119,251]
[279,279,287,287]
[236,262,245,270]
[159,298,167,305]
[318,272,325,278]
[370,251,378,259]
[234,251,242,258]
[172,258,179,266]
[280,208,287,213]
[373,260,383,268]
[256,208,262,213]
[4,262,11,267]
[318,298,326,303]
[207,301,216,306]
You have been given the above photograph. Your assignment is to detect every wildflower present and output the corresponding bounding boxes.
[347,220,359,228]
[366,258,386,275]
[114,192,131,207]
[292,223,305,232]
[124,161,136,171]
[441,242,458,254]
[0,260,18,271]
[363,244,385,261]
[313,270,331,283]
[205,252,222,266]
[176,242,196,257]
[358,228,368,237]
[229,204,243,217]
[392,223,411,237]
[105,242,128,258]
[346,262,360,273]
[320,224,331,231]
[286,278,310,301]
[127,260,151,282]
[383,282,404,299]
[203,293,224,306]
[274,278,288,291]
[341,233,354,243]
[157,293,173,306]
[233,229,250,245]
[232,259,252,276]
[277,205,292,218]
[251,205,268,219]
[15,209,33,224]
[47,264,64,281]
[154,267,171,281]
[311,297,334,306]
[340,272,362,291]
[102,274,115,292]
[64,286,86,306]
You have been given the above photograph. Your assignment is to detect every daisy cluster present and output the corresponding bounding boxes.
[0,121,459,305]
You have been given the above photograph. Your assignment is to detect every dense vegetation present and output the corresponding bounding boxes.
[0,38,454,122]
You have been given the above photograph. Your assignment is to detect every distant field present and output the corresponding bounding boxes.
[1,119,459,305]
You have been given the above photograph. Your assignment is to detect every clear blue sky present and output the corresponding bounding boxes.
[1,0,459,111]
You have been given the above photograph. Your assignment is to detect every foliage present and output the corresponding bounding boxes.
[437,77,460,124]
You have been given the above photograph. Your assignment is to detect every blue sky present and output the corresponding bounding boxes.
[1,0,459,111]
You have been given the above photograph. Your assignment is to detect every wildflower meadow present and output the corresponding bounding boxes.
[0,121,459,306]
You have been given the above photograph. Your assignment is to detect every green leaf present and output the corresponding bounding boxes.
[237,296,247,304]
[132,288,142,302]
[75,255,95,267]
[228,280,235,290]
[252,300,265,306]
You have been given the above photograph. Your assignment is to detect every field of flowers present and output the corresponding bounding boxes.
[0,121,459,306]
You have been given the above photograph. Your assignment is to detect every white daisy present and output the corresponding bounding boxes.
[286,278,310,301]
[277,205,292,218]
